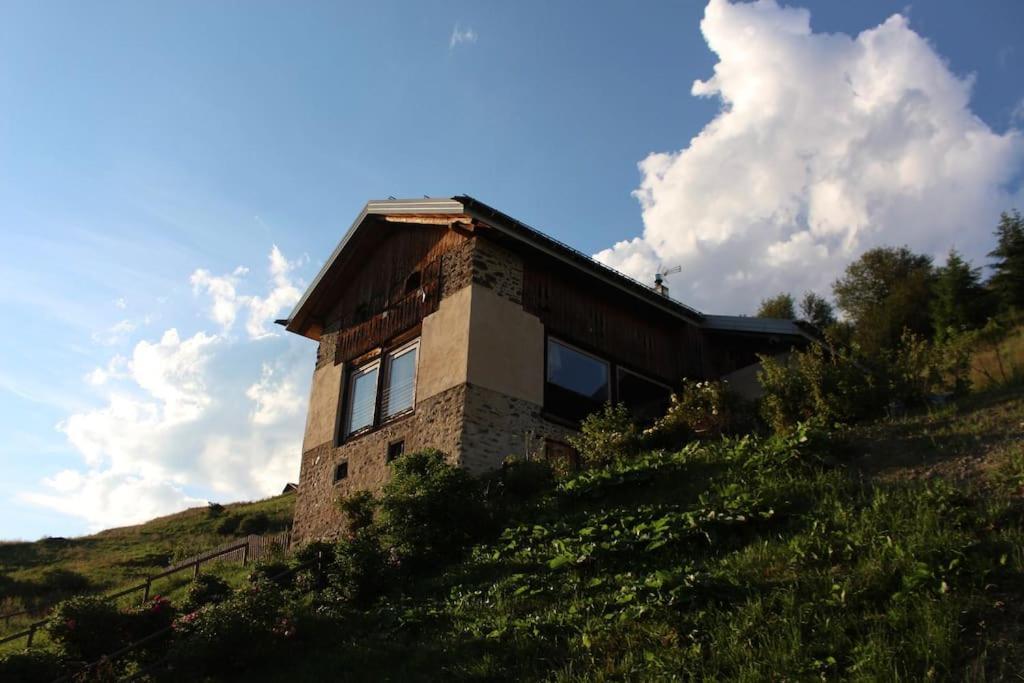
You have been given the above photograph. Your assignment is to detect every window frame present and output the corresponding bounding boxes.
[545,336,611,401]
[341,359,381,438]
[381,338,420,421]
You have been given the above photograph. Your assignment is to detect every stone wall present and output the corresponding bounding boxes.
[471,238,523,304]
[459,383,575,476]
[292,384,467,543]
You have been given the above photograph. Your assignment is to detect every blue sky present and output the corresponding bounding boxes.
[1,0,1022,540]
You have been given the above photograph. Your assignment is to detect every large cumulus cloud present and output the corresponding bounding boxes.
[596,0,1024,313]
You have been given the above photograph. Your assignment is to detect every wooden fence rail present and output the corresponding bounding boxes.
[0,529,291,649]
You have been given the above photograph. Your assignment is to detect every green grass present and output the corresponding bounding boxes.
[246,389,1024,681]
[0,494,294,643]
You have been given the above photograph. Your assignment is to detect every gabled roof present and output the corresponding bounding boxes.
[279,195,816,343]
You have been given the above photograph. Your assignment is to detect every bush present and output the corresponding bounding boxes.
[238,512,270,535]
[338,490,377,537]
[169,584,293,675]
[39,568,90,595]
[569,403,643,468]
[645,380,735,445]
[0,650,66,683]
[45,595,127,661]
[330,532,389,606]
[500,457,554,498]
[182,575,233,613]
[758,341,879,433]
[379,449,486,566]
[206,502,225,518]
[248,560,293,589]
[216,514,241,535]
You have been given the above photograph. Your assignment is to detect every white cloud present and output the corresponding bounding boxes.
[114,297,127,310]
[91,319,137,346]
[190,246,302,339]
[449,24,478,49]
[246,362,303,426]
[596,0,1024,314]
[27,246,311,531]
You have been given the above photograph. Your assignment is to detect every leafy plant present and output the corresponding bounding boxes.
[182,574,233,612]
[569,403,643,468]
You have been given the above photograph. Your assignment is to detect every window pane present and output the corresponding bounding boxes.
[346,365,378,434]
[382,345,417,418]
[547,340,608,401]
[618,370,671,425]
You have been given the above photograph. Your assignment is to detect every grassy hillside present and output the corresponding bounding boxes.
[257,389,1023,681]
[0,494,294,628]
[3,391,1021,680]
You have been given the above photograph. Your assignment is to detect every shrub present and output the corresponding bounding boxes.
[758,341,879,432]
[645,380,734,445]
[500,457,553,498]
[330,532,389,606]
[0,650,66,683]
[338,490,377,537]
[238,512,270,535]
[169,583,293,675]
[248,560,293,589]
[39,568,90,595]
[45,595,127,661]
[182,575,233,613]
[206,502,225,518]
[216,514,242,535]
[379,449,486,566]
[569,403,642,468]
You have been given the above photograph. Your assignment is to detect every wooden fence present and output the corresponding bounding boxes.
[0,529,292,649]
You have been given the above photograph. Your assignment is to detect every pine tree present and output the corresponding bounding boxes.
[930,249,985,338]
[988,209,1024,313]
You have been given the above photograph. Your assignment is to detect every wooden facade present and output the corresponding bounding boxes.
[323,221,466,364]
[521,256,707,385]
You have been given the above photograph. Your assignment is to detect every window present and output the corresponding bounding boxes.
[333,461,348,483]
[617,368,672,425]
[382,340,418,418]
[343,361,380,436]
[340,338,420,441]
[404,271,421,294]
[545,338,610,422]
[387,439,405,462]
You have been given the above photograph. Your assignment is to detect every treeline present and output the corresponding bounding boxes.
[756,209,1024,356]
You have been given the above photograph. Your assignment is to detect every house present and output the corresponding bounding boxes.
[278,196,814,542]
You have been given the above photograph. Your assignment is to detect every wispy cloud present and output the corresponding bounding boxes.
[449,23,478,50]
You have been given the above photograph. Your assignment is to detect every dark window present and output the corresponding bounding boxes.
[333,461,348,483]
[404,271,421,294]
[387,439,405,462]
[545,338,610,422]
[617,368,672,425]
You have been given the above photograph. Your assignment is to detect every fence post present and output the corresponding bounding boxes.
[142,579,151,603]
[193,560,200,579]
[242,542,249,566]
[26,623,36,648]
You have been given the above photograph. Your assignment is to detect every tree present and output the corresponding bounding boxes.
[799,291,836,329]
[930,249,986,338]
[756,292,795,319]
[988,209,1024,313]
[832,246,934,354]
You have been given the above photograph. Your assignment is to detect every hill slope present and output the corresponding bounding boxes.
[0,494,294,620]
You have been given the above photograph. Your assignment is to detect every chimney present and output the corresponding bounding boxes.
[654,273,669,297]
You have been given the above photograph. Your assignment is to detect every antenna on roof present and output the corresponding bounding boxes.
[653,265,681,297]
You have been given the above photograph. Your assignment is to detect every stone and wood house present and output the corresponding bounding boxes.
[278,196,814,542]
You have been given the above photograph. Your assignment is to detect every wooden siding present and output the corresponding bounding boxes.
[522,261,706,384]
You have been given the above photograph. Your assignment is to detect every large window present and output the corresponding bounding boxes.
[545,338,610,422]
[617,368,672,425]
[341,338,419,439]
